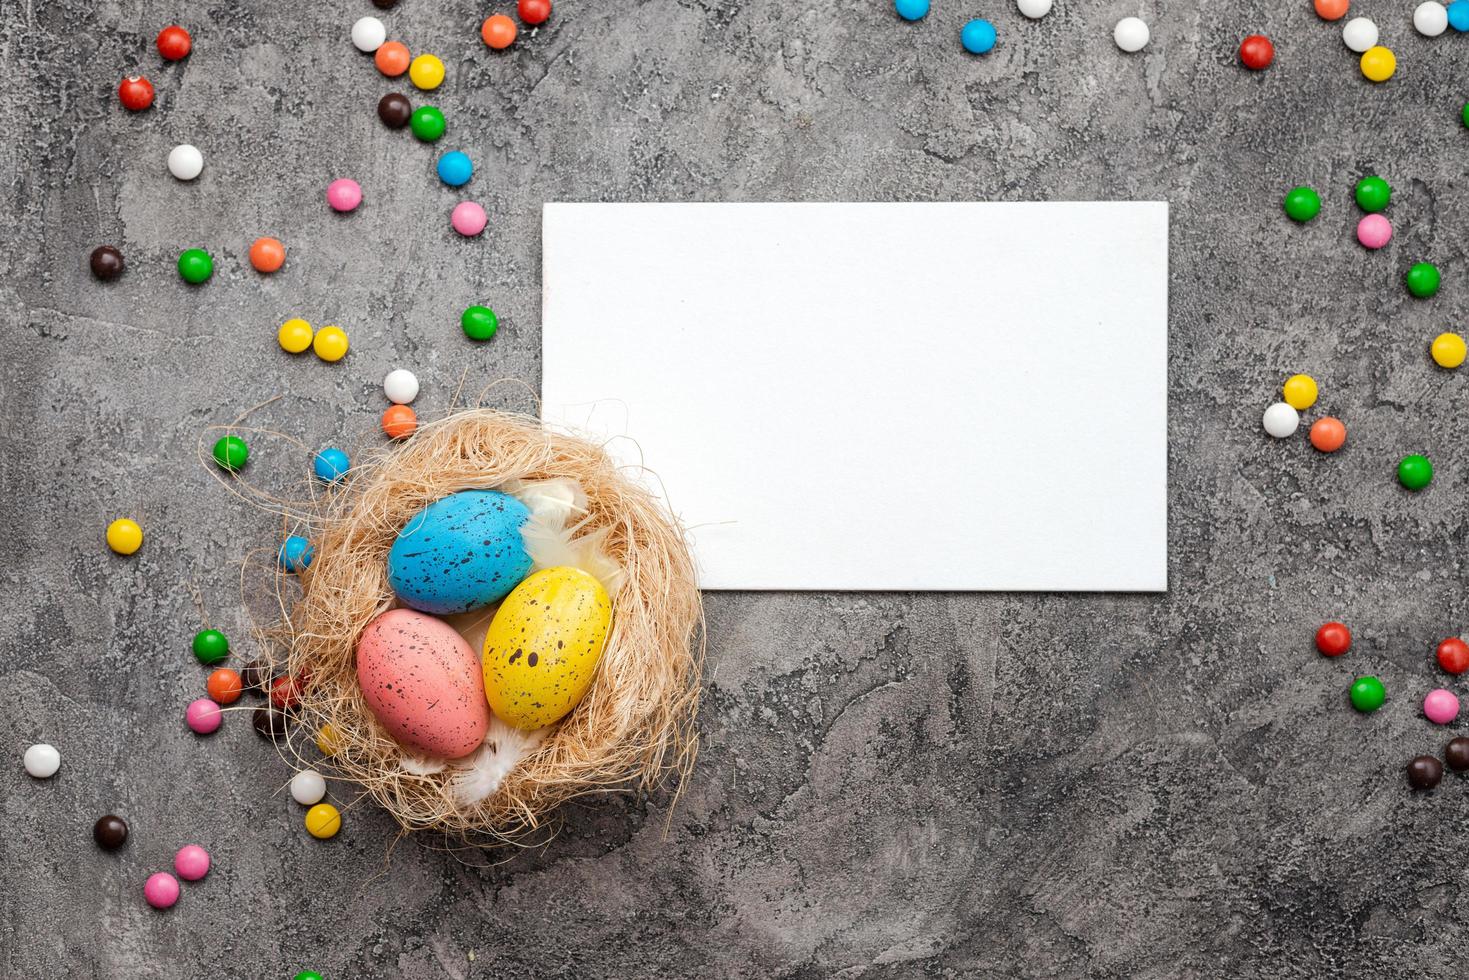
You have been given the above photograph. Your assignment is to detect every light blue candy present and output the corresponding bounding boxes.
[1449,0,1469,31]
[961,18,997,54]
[895,0,929,21]
[313,448,350,482]
[279,535,314,573]
[436,151,473,188]
[387,490,532,615]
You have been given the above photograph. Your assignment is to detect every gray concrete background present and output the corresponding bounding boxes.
[4,0,1469,976]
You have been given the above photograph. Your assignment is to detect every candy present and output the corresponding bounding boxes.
[1431,332,1467,368]
[378,92,412,128]
[157,25,192,60]
[1437,637,1469,674]
[23,743,60,778]
[409,54,445,90]
[1405,262,1440,298]
[1447,737,1469,770]
[313,448,350,482]
[382,405,418,439]
[279,318,314,353]
[351,16,386,52]
[1342,17,1378,52]
[1356,214,1391,249]
[295,973,324,980]
[894,0,929,20]
[1463,101,1469,128]
[1238,35,1274,70]
[93,815,128,850]
[305,803,342,839]
[279,535,314,572]
[167,144,203,181]
[193,629,229,664]
[1425,688,1460,724]
[1414,1,1449,36]
[374,0,397,6]
[326,178,362,212]
[1354,175,1390,212]
[1360,46,1395,82]
[383,368,419,404]
[90,245,124,280]
[482,14,517,48]
[290,769,327,806]
[1408,755,1443,789]
[175,845,210,881]
[961,19,997,54]
[249,237,285,273]
[186,697,222,735]
[144,872,180,909]
[410,106,446,142]
[451,201,488,237]
[1262,402,1299,438]
[177,248,213,284]
[1316,622,1352,656]
[240,659,269,692]
[315,725,341,756]
[1282,187,1320,222]
[1309,417,1346,452]
[1016,0,1052,18]
[375,40,410,76]
[1282,374,1317,410]
[436,151,473,187]
[270,675,301,710]
[1349,675,1385,712]
[461,305,499,341]
[1398,454,1433,491]
[1113,17,1149,52]
[207,668,242,704]
[1451,0,1469,30]
[118,76,154,111]
[1314,0,1348,19]
[519,0,553,23]
[212,435,248,472]
[253,706,287,739]
[106,518,143,555]
[313,325,349,362]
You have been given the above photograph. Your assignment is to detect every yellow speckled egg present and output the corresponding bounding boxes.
[482,567,611,730]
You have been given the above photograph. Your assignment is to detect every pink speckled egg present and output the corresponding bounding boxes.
[326,178,363,212]
[355,608,489,758]
[1424,688,1460,725]
[1356,213,1392,249]
[451,201,487,236]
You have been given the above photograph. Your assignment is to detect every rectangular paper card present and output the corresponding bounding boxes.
[541,202,1168,592]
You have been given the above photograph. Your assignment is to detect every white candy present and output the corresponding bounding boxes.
[290,769,327,806]
[383,368,419,405]
[1342,16,1379,52]
[1414,1,1449,36]
[23,743,60,779]
[1263,402,1300,439]
[351,16,387,53]
[1016,0,1053,19]
[167,144,203,181]
[1114,17,1150,53]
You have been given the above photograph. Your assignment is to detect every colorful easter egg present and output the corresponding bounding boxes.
[356,608,490,758]
[387,490,533,614]
[482,567,611,730]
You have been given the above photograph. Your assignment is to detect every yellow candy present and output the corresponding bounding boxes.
[1282,374,1318,410]
[304,803,341,839]
[315,724,341,757]
[278,318,314,354]
[409,54,445,90]
[106,518,143,555]
[1360,46,1395,82]
[1432,332,1467,369]
[313,325,349,362]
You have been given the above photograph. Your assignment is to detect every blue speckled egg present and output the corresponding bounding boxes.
[387,490,533,614]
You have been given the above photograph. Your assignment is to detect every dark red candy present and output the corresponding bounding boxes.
[1315,622,1351,657]
[1239,35,1274,70]
[1436,637,1469,675]
[118,75,155,111]
[270,675,300,710]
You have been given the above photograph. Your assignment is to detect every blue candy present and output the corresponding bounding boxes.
[1450,0,1469,31]
[894,0,929,21]
[436,151,474,187]
[313,448,350,482]
[279,535,314,572]
[387,490,533,615]
[961,18,997,54]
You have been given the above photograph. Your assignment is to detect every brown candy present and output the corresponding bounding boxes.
[377,92,412,129]
[1408,755,1444,790]
[240,659,269,692]
[253,705,287,739]
[93,814,129,850]
[1446,737,1469,772]
[372,0,398,7]
[90,245,124,280]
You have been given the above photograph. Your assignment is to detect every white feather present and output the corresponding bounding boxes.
[509,478,624,594]
[398,751,447,776]
[447,714,547,806]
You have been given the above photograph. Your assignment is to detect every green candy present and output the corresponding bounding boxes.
[1282,186,1321,223]
[1405,261,1440,298]
[177,248,213,284]
[212,435,249,472]
[1463,101,1469,129]
[192,629,230,665]
[410,106,445,142]
[293,974,324,980]
[1354,176,1390,213]
[1350,676,1385,713]
[1398,454,1433,491]
[461,305,499,341]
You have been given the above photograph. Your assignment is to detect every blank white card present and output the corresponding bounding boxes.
[541,202,1167,592]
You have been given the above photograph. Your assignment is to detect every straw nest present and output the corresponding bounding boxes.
[253,409,703,839]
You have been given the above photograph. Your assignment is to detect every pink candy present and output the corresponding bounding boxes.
[1356,213,1392,249]
[451,201,487,237]
[174,844,211,881]
[144,872,180,909]
[326,178,363,212]
[1424,688,1460,725]
[185,697,221,735]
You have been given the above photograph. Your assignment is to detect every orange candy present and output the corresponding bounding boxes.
[1309,417,1346,453]
[481,14,517,49]
[249,237,285,273]
[382,404,418,439]
[1314,0,1349,19]
[207,668,243,705]
[375,41,411,77]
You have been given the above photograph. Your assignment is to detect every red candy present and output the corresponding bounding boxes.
[518,0,552,24]
[157,25,192,61]
[118,76,155,111]
[270,675,300,710]
[1239,35,1274,70]
[1437,638,1469,675]
[1316,622,1351,657]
